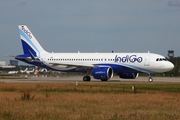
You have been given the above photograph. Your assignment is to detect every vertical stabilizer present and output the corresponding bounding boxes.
[18,25,47,57]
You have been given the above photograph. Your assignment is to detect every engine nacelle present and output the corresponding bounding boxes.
[92,67,113,81]
[118,72,139,79]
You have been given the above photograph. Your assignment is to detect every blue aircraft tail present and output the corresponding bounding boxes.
[18,25,47,56]
[16,25,47,64]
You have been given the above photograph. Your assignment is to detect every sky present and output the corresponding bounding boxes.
[0,0,180,65]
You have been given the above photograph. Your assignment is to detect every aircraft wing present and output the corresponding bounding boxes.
[48,62,95,68]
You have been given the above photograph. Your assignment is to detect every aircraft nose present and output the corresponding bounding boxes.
[167,62,174,71]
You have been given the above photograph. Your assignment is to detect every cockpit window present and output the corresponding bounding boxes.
[163,58,167,61]
[156,58,168,61]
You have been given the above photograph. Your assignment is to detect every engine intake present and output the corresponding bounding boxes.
[92,67,113,81]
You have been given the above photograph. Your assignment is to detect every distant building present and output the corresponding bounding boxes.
[10,60,18,66]
[168,50,174,58]
[0,61,6,66]
[0,61,15,69]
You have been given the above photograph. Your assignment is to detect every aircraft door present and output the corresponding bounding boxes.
[144,55,150,66]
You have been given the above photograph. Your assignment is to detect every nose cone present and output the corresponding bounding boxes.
[166,61,174,71]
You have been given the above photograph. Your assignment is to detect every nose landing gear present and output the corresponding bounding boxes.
[148,73,153,82]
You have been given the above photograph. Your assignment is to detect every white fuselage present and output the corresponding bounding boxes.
[40,52,174,74]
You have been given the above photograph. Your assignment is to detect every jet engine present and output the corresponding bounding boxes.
[92,67,113,81]
[118,72,139,79]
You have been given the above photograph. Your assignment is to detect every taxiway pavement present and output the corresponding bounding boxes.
[0,76,179,83]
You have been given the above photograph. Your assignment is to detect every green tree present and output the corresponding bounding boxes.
[166,57,180,76]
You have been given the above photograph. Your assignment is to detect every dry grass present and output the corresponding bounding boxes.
[0,82,180,120]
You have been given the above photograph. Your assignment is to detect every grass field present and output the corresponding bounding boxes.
[0,82,180,120]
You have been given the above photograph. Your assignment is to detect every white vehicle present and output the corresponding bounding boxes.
[15,25,174,82]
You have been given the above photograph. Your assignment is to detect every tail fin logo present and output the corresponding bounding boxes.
[22,26,32,39]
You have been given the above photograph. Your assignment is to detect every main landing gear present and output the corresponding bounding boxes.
[83,75,91,81]
[83,68,92,81]
[148,73,153,82]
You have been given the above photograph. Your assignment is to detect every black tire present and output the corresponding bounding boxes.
[148,77,153,82]
[83,76,91,81]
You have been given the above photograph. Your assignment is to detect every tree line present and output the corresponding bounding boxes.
[166,57,180,76]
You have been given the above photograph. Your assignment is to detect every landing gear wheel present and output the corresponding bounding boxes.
[148,73,153,82]
[148,77,153,82]
[83,76,91,81]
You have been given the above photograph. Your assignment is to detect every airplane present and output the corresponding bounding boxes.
[26,68,35,74]
[20,67,28,73]
[8,71,18,74]
[15,25,174,82]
